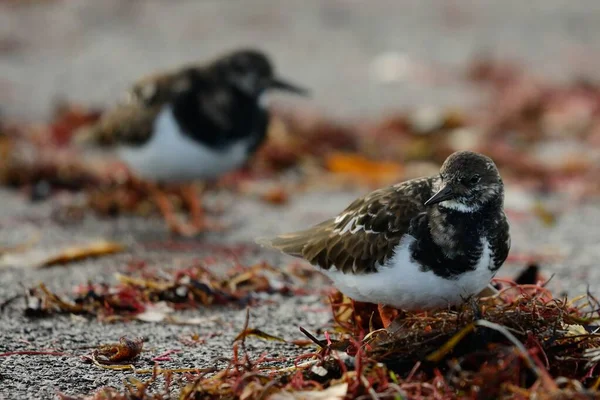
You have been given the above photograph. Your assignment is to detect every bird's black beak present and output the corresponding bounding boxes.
[269,78,309,96]
[424,185,455,206]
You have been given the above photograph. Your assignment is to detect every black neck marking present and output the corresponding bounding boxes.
[407,197,509,279]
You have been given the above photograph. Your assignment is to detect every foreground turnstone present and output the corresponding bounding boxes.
[79,49,307,235]
[259,151,510,324]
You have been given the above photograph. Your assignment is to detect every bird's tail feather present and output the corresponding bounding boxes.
[255,231,311,258]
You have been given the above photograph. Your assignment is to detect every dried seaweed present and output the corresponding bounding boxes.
[59,281,600,399]
[175,288,599,399]
[23,261,321,320]
[233,328,286,343]
[39,240,125,267]
[325,152,404,187]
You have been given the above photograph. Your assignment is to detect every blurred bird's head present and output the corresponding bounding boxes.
[213,49,308,98]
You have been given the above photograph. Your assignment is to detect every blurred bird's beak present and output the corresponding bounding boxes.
[424,184,454,206]
[269,78,309,96]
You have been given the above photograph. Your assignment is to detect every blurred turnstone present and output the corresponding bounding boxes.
[78,49,308,235]
[259,151,510,326]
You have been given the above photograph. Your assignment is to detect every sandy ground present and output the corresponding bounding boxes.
[2,1,600,399]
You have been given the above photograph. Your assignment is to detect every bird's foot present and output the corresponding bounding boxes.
[377,304,401,329]
[192,217,229,233]
[168,218,228,237]
[168,222,203,237]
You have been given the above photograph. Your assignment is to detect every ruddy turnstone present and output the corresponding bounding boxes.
[78,49,307,235]
[259,151,510,326]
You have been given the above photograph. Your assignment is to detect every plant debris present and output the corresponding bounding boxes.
[233,327,286,343]
[260,186,290,205]
[61,281,600,400]
[325,152,404,187]
[1,239,125,269]
[90,336,144,364]
[40,240,125,267]
[23,261,321,320]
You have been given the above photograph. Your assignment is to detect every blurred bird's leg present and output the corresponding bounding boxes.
[181,183,226,232]
[148,183,197,236]
[378,304,400,329]
[182,183,205,229]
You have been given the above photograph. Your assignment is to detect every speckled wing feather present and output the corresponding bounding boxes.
[124,51,240,106]
[126,66,196,107]
[262,177,436,274]
[78,67,196,147]
[81,102,163,147]
[81,67,221,148]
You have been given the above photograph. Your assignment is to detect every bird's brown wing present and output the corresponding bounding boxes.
[78,102,162,147]
[260,177,435,274]
[125,52,232,106]
[126,66,195,107]
[79,65,234,148]
[77,63,206,147]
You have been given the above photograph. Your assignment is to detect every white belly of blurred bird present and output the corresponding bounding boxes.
[321,236,495,310]
[118,107,250,183]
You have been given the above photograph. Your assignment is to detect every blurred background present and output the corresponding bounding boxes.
[1,0,600,283]
[3,0,600,120]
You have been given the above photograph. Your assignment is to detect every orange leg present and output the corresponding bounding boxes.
[181,183,205,228]
[181,183,227,232]
[149,184,199,236]
[378,304,400,329]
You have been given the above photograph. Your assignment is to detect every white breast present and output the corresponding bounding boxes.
[321,236,495,310]
[118,106,250,183]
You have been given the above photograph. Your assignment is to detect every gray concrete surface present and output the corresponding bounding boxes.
[2,0,600,398]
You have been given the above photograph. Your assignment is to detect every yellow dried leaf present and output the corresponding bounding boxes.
[40,240,124,267]
[325,152,402,185]
[564,323,588,336]
[233,328,286,343]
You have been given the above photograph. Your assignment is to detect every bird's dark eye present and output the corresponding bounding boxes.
[469,174,481,185]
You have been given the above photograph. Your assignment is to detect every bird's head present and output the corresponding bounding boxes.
[424,151,503,212]
[214,49,308,98]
